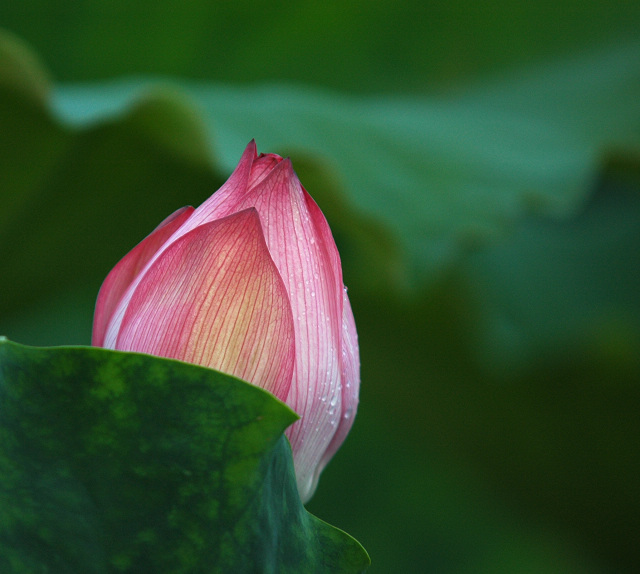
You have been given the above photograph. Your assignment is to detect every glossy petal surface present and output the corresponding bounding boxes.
[116,209,295,399]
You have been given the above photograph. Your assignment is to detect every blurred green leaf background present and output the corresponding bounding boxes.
[1,2,639,572]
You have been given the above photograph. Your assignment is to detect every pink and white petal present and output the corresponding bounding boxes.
[115,208,295,400]
[312,288,360,490]
[92,205,194,347]
[225,159,345,501]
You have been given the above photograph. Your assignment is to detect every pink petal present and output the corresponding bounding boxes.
[210,159,346,501]
[313,288,360,486]
[282,178,348,501]
[92,205,194,347]
[115,208,295,400]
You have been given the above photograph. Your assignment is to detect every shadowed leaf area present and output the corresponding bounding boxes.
[0,340,369,573]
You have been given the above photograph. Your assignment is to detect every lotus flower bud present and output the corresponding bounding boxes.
[92,141,359,502]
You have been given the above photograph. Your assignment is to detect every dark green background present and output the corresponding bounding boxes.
[1,2,639,572]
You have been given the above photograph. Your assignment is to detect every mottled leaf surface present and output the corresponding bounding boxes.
[0,339,369,573]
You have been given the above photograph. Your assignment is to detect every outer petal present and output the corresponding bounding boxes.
[115,208,295,400]
[216,159,347,501]
[285,178,349,502]
[92,205,194,347]
[312,288,360,489]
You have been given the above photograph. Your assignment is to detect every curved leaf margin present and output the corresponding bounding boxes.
[0,338,369,573]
